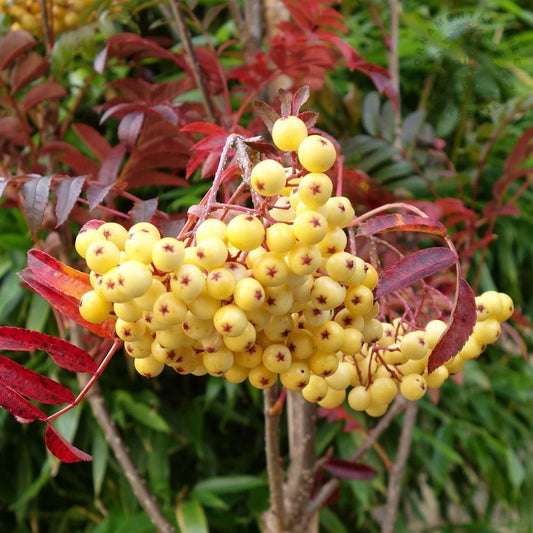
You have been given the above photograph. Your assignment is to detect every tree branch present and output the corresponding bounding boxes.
[381,401,418,533]
[285,391,318,533]
[388,0,402,149]
[262,386,287,532]
[164,0,217,123]
[304,395,407,517]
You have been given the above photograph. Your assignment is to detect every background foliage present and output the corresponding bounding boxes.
[0,0,532,532]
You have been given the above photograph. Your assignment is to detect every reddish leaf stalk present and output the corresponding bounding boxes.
[45,340,120,423]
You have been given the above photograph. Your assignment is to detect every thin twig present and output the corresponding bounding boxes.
[40,0,53,55]
[381,401,418,533]
[80,376,176,533]
[304,395,407,517]
[166,0,217,122]
[263,386,287,532]
[388,0,401,149]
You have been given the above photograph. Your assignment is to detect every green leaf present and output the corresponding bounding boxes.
[320,507,349,533]
[373,160,414,182]
[401,109,426,147]
[505,448,526,488]
[148,432,170,500]
[25,292,50,332]
[193,475,266,495]
[190,490,229,510]
[357,145,397,173]
[176,499,209,533]
[115,390,170,433]
[92,428,109,497]
[362,92,381,136]
[379,100,396,142]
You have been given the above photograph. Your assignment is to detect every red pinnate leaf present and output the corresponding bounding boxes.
[98,143,127,186]
[0,177,11,198]
[427,278,477,373]
[357,214,447,237]
[21,175,53,235]
[54,175,87,227]
[0,382,46,423]
[23,81,67,112]
[292,85,311,114]
[181,121,227,136]
[504,127,533,173]
[375,247,457,299]
[317,406,362,432]
[0,117,27,145]
[18,272,115,339]
[87,182,114,210]
[72,124,111,162]
[0,355,75,404]
[80,219,105,232]
[129,198,158,223]
[10,52,49,93]
[118,111,144,148]
[253,100,279,132]
[45,424,92,462]
[26,249,91,299]
[0,327,98,374]
[322,457,377,481]
[0,30,36,71]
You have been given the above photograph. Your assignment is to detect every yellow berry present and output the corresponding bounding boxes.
[400,374,427,401]
[134,355,165,377]
[152,237,185,272]
[251,159,287,196]
[227,214,265,251]
[79,290,111,323]
[298,135,336,173]
[271,115,308,151]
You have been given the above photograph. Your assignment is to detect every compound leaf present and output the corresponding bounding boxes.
[376,247,457,299]
[428,278,477,373]
[0,327,98,374]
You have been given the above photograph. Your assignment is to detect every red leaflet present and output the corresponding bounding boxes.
[26,249,90,299]
[375,247,457,299]
[118,111,144,148]
[0,355,75,404]
[0,30,36,71]
[317,406,362,432]
[504,127,533,174]
[45,424,92,462]
[10,51,48,92]
[72,123,111,162]
[23,81,67,112]
[54,175,87,227]
[0,382,46,423]
[427,278,477,373]
[97,143,127,186]
[321,457,377,481]
[253,100,279,131]
[357,213,448,237]
[18,271,115,339]
[21,175,53,235]
[0,327,98,374]
[129,198,158,224]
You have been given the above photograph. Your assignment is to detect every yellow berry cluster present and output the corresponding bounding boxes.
[75,115,514,416]
[4,0,122,35]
